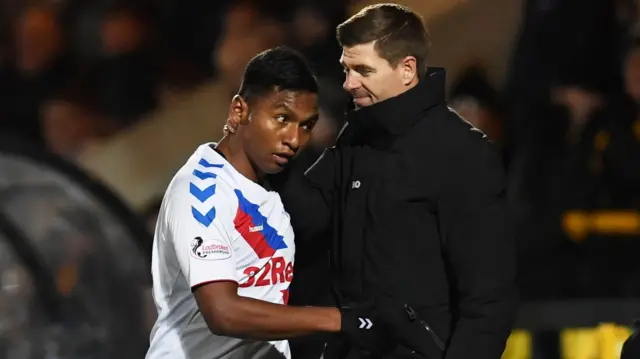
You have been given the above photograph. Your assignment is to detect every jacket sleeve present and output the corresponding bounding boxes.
[268,147,336,245]
[437,137,519,359]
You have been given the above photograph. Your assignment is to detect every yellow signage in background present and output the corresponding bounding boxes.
[502,330,532,359]
[558,324,631,359]
[597,324,632,359]
[561,328,598,359]
[562,211,640,242]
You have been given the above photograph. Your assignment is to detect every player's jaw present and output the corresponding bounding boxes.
[245,142,297,176]
[256,137,308,175]
[264,143,301,173]
[272,151,295,167]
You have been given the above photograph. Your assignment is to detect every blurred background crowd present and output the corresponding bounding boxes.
[1,0,640,358]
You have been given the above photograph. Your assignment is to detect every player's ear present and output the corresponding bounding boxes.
[229,95,250,126]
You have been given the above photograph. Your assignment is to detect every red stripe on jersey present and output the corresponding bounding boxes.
[281,288,290,305]
[234,205,276,258]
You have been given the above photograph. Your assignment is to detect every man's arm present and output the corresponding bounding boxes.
[437,136,518,359]
[194,281,339,340]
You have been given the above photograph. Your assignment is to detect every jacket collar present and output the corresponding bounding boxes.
[346,67,447,138]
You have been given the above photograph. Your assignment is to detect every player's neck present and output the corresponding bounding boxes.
[215,137,264,184]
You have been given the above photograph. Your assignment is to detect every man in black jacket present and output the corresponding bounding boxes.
[226,4,518,359]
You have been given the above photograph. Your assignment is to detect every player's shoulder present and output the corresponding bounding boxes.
[163,145,238,222]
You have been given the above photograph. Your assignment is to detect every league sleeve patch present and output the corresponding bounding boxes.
[190,237,231,260]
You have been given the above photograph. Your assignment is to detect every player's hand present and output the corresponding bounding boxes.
[338,300,391,352]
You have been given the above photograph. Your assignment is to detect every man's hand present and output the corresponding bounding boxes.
[338,301,390,352]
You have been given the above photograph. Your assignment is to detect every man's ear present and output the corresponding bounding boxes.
[228,95,250,127]
[399,56,418,86]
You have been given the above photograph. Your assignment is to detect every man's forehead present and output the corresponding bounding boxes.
[267,90,314,104]
[342,47,361,59]
[341,43,380,64]
[258,90,317,114]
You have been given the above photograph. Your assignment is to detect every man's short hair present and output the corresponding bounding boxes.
[336,4,431,77]
[238,46,318,104]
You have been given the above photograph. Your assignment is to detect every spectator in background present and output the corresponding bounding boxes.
[503,0,630,163]
[449,64,504,149]
[41,79,122,159]
[288,1,350,139]
[0,5,70,146]
[35,3,161,160]
[288,0,347,82]
[551,42,640,210]
[515,40,640,300]
[89,3,160,125]
[215,1,286,95]
[157,0,231,80]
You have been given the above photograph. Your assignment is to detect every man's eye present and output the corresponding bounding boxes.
[301,122,316,131]
[275,115,287,123]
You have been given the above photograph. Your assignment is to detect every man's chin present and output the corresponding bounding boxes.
[264,164,286,175]
[353,97,373,107]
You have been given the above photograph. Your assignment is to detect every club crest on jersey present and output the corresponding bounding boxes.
[190,236,231,260]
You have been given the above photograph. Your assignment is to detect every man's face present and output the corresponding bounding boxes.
[340,42,415,108]
[237,90,318,175]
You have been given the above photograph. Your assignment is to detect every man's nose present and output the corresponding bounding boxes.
[343,72,360,92]
[282,125,300,151]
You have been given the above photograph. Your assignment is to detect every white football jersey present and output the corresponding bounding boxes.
[146,143,296,359]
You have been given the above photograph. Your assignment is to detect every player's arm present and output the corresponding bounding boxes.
[170,186,359,341]
[193,281,340,340]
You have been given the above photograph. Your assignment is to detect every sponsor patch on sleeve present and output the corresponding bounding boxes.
[190,237,231,260]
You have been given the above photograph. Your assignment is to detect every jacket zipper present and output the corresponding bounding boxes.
[405,304,445,351]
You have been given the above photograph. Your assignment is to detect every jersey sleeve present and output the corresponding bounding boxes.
[166,183,238,288]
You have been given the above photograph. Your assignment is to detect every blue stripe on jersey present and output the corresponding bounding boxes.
[190,157,224,227]
[199,158,225,168]
[234,189,287,251]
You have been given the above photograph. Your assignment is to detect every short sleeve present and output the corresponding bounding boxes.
[166,189,238,288]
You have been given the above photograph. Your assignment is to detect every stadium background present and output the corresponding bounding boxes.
[0,0,639,358]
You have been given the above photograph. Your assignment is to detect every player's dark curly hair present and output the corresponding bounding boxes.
[238,46,318,104]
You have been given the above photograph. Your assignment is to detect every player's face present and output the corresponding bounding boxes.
[236,90,318,175]
[341,42,417,108]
